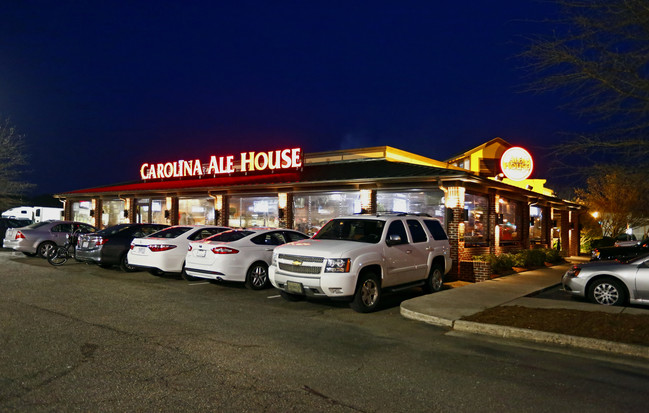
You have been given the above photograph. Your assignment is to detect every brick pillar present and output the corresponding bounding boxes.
[128,198,137,224]
[569,211,580,256]
[488,191,498,255]
[93,199,103,229]
[446,207,463,278]
[170,197,179,226]
[64,200,72,221]
[220,195,229,227]
[542,206,551,248]
[285,193,294,229]
[522,202,530,249]
[560,210,570,257]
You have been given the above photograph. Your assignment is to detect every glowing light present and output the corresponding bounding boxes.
[500,147,533,181]
[278,193,288,209]
[444,187,465,208]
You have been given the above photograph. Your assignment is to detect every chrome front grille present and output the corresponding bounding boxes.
[278,254,324,263]
[278,263,322,274]
[277,254,323,275]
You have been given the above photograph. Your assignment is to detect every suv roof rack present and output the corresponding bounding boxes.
[372,211,432,218]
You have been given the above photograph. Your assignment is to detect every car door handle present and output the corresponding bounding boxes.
[406,250,412,254]
[265,248,274,251]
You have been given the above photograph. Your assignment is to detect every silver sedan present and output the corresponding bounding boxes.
[562,254,649,306]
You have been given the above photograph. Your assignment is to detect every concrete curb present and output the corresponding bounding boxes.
[453,320,649,360]
[400,306,454,328]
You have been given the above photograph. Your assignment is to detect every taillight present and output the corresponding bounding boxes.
[148,244,177,252]
[211,246,239,254]
[15,231,25,239]
[95,237,107,246]
[130,244,135,250]
[188,245,193,252]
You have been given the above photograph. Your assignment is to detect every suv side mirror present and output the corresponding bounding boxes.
[386,234,402,246]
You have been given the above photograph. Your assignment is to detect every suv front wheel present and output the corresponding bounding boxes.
[350,272,381,313]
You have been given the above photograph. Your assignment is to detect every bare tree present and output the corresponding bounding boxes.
[0,117,34,211]
[522,0,649,170]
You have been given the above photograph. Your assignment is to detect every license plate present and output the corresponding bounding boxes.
[286,281,304,294]
[196,250,206,257]
[135,247,147,255]
[82,241,89,248]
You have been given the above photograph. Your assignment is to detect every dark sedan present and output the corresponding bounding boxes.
[76,223,168,271]
[591,237,649,261]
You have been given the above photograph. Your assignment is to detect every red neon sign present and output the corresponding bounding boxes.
[140,148,302,180]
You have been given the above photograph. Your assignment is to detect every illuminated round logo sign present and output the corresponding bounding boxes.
[500,147,533,181]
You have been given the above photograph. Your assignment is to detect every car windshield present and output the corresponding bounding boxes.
[205,230,254,242]
[148,226,192,238]
[313,219,384,243]
[96,224,133,236]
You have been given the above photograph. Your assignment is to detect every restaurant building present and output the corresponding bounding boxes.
[56,138,582,280]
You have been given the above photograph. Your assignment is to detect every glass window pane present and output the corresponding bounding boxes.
[228,196,279,228]
[293,192,360,235]
[499,198,520,244]
[376,190,445,223]
[465,193,488,246]
[179,198,215,225]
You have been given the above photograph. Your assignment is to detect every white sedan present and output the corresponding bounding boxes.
[185,228,309,289]
[127,225,229,278]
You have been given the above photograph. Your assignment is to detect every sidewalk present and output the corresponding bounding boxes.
[400,258,649,359]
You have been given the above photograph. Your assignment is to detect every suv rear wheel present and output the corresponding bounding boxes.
[422,264,444,293]
[350,272,381,313]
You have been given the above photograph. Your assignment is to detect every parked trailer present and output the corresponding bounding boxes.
[1,206,64,222]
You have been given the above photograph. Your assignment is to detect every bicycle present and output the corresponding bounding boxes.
[48,230,81,266]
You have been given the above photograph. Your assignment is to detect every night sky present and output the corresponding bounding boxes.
[0,1,581,195]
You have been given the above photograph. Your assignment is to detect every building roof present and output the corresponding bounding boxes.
[59,159,471,197]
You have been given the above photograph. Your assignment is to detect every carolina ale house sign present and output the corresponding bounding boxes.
[139,148,302,180]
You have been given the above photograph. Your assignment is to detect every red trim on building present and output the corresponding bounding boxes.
[65,172,302,194]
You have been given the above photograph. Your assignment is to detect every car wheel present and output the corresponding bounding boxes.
[245,262,270,290]
[423,264,444,293]
[350,272,381,313]
[280,290,304,301]
[37,241,57,258]
[47,247,68,266]
[119,253,138,272]
[181,262,199,281]
[587,277,627,306]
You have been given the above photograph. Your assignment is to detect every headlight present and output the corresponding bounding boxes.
[325,258,351,273]
[271,252,278,266]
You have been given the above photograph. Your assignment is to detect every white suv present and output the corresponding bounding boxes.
[269,214,452,312]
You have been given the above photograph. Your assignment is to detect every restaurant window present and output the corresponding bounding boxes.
[499,198,521,244]
[229,196,279,228]
[293,192,359,235]
[135,198,167,224]
[72,201,93,224]
[530,205,543,243]
[464,193,488,246]
[376,190,445,223]
[179,198,215,225]
[102,199,126,227]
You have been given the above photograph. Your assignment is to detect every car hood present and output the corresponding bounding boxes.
[275,239,378,258]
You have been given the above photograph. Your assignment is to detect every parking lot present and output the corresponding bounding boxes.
[3,249,649,412]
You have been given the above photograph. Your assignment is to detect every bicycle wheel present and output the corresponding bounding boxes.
[48,247,68,266]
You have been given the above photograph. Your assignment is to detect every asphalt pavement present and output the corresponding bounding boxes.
[400,257,649,360]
